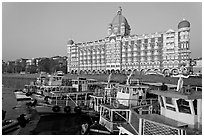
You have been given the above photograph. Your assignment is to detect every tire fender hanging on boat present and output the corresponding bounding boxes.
[74,106,81,114]
[52,105,60,112]
[64,106,71,114]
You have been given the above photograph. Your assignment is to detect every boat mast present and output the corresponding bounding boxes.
[104,73,113,103]
[126,70,134,86]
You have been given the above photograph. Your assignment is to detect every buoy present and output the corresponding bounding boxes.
[26,92,32,96]
[74,106,81,114]
[64,106,71,114]
[52,105,60,112]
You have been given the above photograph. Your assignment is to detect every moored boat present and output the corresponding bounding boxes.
[117,73,202,135]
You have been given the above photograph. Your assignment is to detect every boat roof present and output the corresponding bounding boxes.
[150,89,202,100]
[131,111,188,129]
[50,91,93,95]
[41,85,75,88]
[102,104,130,110]
[143,82,177,88]
[119,84,149,88]
[89,95,104,98]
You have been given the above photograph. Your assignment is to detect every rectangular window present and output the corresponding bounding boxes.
[102,108,111,121]
[126,88,129,94]
[158,36,163,41]
[137,40,141,44]
[151,38,155,42]
[112,111,127,122]
[176,99,191,114]
[131,41,135,45]
[166,105,176,111]
[193,99,197,115]
[159,96,164,107]
[165,97,173,105]
[144,39,148,43]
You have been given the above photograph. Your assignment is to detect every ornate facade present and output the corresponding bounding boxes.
[67,7,191,74]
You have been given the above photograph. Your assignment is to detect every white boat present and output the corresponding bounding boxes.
[28,77,95,114]
[88,71,156,134]
[117,78,202,135]
[14,90,32,101]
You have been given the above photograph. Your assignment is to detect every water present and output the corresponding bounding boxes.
[2,87,26,120]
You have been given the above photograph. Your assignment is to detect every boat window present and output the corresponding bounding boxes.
[133,88,138,95]
[193,99,197,115]
[122,88,125,93]
[176,99,191,114]
[166,105,176,111]
[95,98,98,106]
[102,108,111,121]
[119,88,121,93]
[159,96,164,107]
[165,97,173,105]
[126,88,129,94]
[113,111,127,122]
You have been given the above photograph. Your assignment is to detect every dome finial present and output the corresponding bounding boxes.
[117,6,122,15]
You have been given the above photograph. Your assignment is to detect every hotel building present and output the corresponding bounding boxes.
[67,7,191,74]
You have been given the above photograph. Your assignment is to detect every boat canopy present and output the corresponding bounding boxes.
[150,89,202,100]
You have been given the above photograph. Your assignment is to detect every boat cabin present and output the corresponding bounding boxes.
[40,85,78,97]
[88,82,119,112]
[117,85,202,135]
[47,74,64,86]
[62,77,89,92]
[36,72,48,85]
[116,84,149,107]
[150,87,202,130]
[47,91,92,107]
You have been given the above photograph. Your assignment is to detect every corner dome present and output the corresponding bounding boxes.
[178,19,190,29]
[67,40,74,45]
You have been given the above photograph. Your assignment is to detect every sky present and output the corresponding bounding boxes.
[2,2,202,61]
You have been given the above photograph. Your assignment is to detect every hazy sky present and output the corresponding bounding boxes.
[2,2,202,61]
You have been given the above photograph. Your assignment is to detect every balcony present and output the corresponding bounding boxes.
[141,47,145,50]
[154,52,159,55]
[141,53,145,56]
[147,46,151,50]
[147,52,152,56]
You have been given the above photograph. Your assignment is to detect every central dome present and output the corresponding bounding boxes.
[108,7,131,36]
[112,13,129,26]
